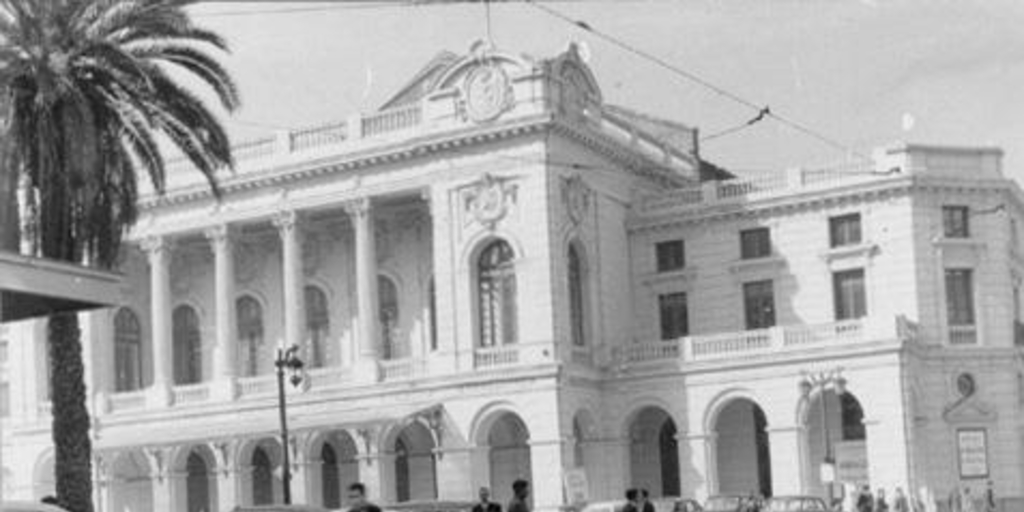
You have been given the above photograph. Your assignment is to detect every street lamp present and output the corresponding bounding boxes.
[276,343,305,505]
[798,368,847,506]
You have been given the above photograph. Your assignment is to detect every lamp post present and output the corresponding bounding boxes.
[276,343,305,505]
[799,368,847,506]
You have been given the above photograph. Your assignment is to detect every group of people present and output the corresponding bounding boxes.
[848,481,998,512]
[622,488,657,512]
[851,486,912,512]
[944,481,998,512]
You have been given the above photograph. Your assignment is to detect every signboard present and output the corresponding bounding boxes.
[563,468,589,505]
[819,462,835,483]
[957,428,989,479]
[835,441,869,486]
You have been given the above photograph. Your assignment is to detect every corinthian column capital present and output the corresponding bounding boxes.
[204,224,233,245]
[343,197,372,219]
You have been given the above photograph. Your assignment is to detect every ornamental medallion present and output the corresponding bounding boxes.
[464,64,513,123]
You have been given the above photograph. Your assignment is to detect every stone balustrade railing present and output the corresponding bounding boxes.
[473,342,555,370]
[172,382,212,406]
[379,358,427,381]
[108,390,147,413]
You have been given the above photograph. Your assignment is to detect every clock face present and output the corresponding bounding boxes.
[465,65,511,122]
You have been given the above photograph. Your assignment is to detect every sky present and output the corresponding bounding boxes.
[187,0,1024,179]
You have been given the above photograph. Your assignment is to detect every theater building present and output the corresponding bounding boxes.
[0,42,1022,511]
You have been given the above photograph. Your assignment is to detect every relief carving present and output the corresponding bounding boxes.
[561,174,592,226]
[464,173,518,230]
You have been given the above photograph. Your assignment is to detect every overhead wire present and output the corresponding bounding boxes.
[523,0,871,161]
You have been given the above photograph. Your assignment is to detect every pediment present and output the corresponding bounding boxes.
[942,397,998,424]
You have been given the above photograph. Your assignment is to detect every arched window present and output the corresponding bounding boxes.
[114,308,143,392]
[305,286,330,368]
[237,296,264,376]
[321,444,340,508]
[252,447,273,505]
[568,244,587,347]
[477,240,517,347]
[172,306,202,385]
[428,278,438,351]
[379,276,399,360]
[186,452,210,512]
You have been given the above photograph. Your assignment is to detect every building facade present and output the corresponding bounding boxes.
[1,42,1022,512]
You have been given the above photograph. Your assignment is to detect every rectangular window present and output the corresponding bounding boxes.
[740,228,772,259]
[833,269,867,320]
[658,292,689,340]
[829,213,863,248]
[655,240,686,272]
[946,269,975,325]
[743,280,776,329]
[943,206,970,238]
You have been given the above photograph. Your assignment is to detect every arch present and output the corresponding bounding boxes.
[711,398,772,498]
[109,450,153,512]
[459,231,525,272]
[469,401,528,447]
[620,397,678,438]
[379,275,401,360]
[236,438,283,506]
[252,447,275,505]
[802,388,869,500]
[113,307,144,392]
[236,294,266,377]
[307,431,360,508]
[32,451,55,500]
[391,421,437,502]
[476,239,518,347]
[304,284,331,368]
[186,451,212,512]
[703,387,764,435]
[484,412,532,507]
[627,406,680,498]
[172,304,203,385]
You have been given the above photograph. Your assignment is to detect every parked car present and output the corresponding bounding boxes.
[382,500,477,512]
[2,502,70,512]
[233,506,333,512]
[578,500,628,512]
[655,498,703,512]
[762,496,828,512]
[702,495,747,512]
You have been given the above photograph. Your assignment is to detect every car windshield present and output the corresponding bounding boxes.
[705,497,741,509]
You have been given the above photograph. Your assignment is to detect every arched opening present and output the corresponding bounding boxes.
[628,407,680,497]
[32,454,55,500]
[487,413,532,506]
[252,446,275,505]
[172,305,202,385]
[379,276,400,360]
[392,422,437,502]
[806,390,867,501]
[108,451,152,512]
[573,417,585,468]
[305,285,331,368]
[186,452,211,512]
[713,399,772,498]
[114,308,144,392]
[567,243,588,347]
[477,240,517,347]
[321,444,340,508]
[237,295,265,376]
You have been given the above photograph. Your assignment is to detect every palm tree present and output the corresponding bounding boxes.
[0,1,239,510]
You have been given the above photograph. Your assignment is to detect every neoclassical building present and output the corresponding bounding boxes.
[1,42,1022,512]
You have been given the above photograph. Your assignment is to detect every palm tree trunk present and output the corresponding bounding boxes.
[47,312,94,512]
[0,156,20,252]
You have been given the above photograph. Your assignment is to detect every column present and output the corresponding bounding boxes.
[145,448,176,512]
[768,425,806,496]
[435,446,474,500]
[273,212,305,352]
[143,237,172,407]
[354,428,387,502]
[529,438,567,512]
[206,225,237,400]
[211,441,240,512]
[680,432,716,502]
[345,199,380,381]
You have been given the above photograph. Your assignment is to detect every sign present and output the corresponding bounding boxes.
[563,468,589,504]
[835,441,870,486]
[957,428,989,478]
[819,462,835,483]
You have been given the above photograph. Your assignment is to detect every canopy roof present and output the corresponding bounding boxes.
[0,251,122,322]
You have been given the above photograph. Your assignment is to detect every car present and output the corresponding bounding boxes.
[1,503,71,512]
[381,500,477,512]
[762,496,829,512]
[702,495,747,512]
[578,500,628,512]
[656,498,703,512]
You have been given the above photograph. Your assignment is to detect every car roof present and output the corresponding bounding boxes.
[2,502,71,512]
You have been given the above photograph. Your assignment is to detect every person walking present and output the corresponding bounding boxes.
[624,489,640,512]
[640,489,656,512]
[875,488,889,512]
[893,488,909,512]
[857,485,875,512]
[347,483,383,512]
[508,479,532,512]
[962,487,978,512]
[983,481,997,512]
[474,487,502,512]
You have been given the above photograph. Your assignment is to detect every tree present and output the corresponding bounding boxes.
[0,1,239,510]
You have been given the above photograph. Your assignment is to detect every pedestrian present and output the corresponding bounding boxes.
[474,487,502,512]
[875,488,889,512]
[984,481,997,512]
[624,489,640,512]
[347,482,382,512]
[857,485,875,512]
[948,487,962,512]
[640,489,656,512]
[508,479,531,512]
[962,487,977,512]
[893,488,909,512]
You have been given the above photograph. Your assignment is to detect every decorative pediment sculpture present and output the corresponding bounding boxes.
[460,61,515,123]
[465,173,517,230]
[943,396,998,424]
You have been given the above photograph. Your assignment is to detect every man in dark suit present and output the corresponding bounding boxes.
[473,487,502,512]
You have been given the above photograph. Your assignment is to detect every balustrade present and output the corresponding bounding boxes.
[108,390,148,413]
[172,382,212,405]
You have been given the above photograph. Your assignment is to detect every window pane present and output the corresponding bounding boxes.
[173,306,202,385]
[114,308,143,392]
[478,241,517,347]
[428,279,438,351]
[946,269,975,325]
[655,240,686,272]
[659,292,689,340]
[943,206,970,238]
[833,269,866,320]
[740,228,771,259]
[237,296,264,376]
[304,286,330,368]
[743,280,775,329]
[829,214,862,248]
[569,246,587,346]
[379,276,399,359]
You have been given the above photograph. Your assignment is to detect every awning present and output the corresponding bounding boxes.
[0,251,122,322]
